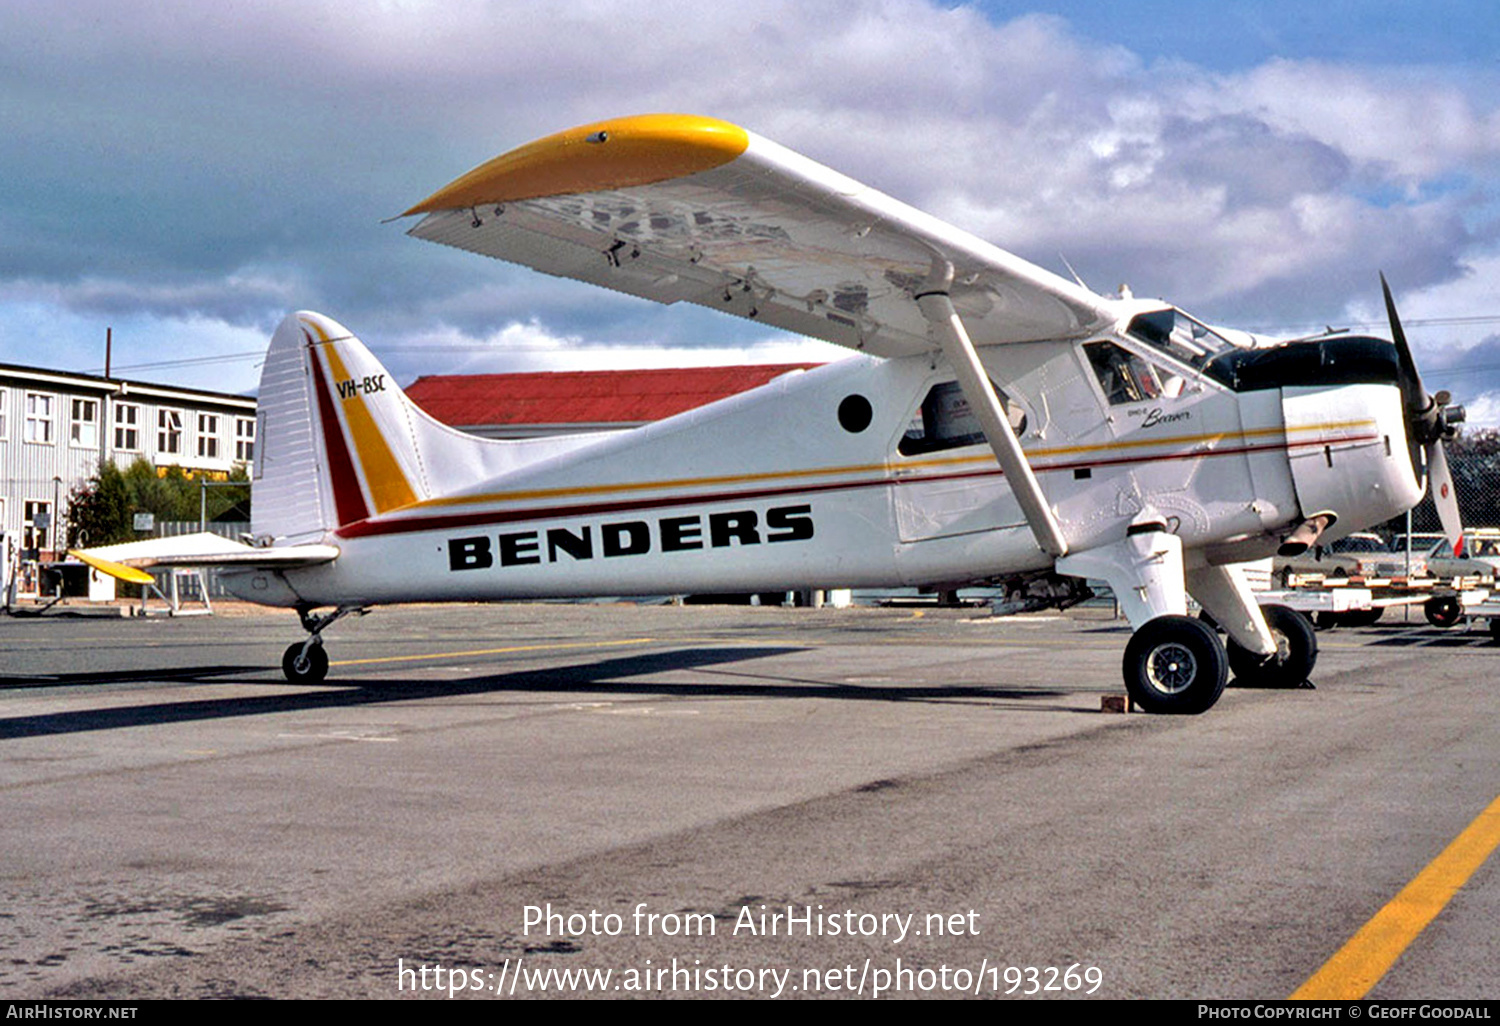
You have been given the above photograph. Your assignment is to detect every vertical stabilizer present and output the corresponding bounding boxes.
[252,311,606,545]
[253,311,431,542]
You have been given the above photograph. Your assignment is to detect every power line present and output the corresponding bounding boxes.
[80,311,1500,377]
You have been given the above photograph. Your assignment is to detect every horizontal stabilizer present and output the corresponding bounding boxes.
[71,532,338,579]
[69,550,156,585]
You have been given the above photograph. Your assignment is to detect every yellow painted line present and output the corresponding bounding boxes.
[328,637,656,668]
[1291,792,1500,1000]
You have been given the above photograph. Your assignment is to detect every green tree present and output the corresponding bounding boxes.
[66,459,251,548]
[66,461,132,548]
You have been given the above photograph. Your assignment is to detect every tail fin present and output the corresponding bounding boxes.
[252,311,423,541]
[251,311,463,542]
[253,311,611,544]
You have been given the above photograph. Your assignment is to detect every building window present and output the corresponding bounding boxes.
[0,390,7,439]
[235,417,255,462]
[158,408,183,455]
[197,413,220,459]
[24,393,54,444]
[23,500,52,554]
[114,403,140,450]
[71,398,99,448]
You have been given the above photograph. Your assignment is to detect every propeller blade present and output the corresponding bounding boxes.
[1381,272,1428,415]
[1428,441,1464,556]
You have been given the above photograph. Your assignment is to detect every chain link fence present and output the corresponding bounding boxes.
[1382,430,1500,542]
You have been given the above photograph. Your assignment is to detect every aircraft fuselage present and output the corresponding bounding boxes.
[225,328,1420,609]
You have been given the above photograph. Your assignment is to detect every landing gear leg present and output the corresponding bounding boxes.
[1058,529,1231,714]
[282,605,369,684]
[1188,564,1318,690]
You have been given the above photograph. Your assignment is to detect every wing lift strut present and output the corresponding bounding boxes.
[914,259,1304,713]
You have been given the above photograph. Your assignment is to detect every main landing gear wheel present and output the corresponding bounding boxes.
[1123,615,1227,715]
[1226,604,1317,689]
[1424,595,1463,628]
[282,641,329,684]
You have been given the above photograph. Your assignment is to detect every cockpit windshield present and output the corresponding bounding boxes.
[1127,308,1242,371]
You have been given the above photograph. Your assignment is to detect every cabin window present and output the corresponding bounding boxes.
[899,380,1025,456]
[1084,341,1183,405]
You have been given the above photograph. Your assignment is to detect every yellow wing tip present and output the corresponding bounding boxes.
[402,113,750,216]
[70,550,157,585]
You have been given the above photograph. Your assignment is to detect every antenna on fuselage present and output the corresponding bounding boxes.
[1059,253,1090,292]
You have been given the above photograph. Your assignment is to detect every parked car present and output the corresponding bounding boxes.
[1273,532,1389,584]
[1384,532,1448,577]
[1424,529,1500,583]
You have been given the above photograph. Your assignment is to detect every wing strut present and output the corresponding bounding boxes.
[915,260,1068,558]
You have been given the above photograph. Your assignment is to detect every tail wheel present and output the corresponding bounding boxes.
[1123,615,1227,714]
[1227,604,1317,689]
[282,641,329,684]
[1424,595,1463,628]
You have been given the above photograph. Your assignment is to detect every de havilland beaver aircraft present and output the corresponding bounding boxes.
[74,114,1466,714]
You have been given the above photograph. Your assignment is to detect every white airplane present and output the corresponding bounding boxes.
[74,114,1466,714]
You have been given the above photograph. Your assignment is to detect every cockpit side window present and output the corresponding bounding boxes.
[898,380,1026,456]
[1085,341,1176,405]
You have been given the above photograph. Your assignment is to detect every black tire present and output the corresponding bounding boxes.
[1312,611,1343,630]
[1123,615,1228,714]
[1490,618,1500,642]
[1425,595,1463,628]
[282,641,329,684]
[1227,604,1318,688]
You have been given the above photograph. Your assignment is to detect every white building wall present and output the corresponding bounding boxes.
[0,365,255,597]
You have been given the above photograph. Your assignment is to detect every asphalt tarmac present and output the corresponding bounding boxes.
[1,600,1496,1000]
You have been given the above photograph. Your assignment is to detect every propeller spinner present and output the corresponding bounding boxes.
[1380,273,1466,553]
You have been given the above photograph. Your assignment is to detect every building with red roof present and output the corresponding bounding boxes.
[405,364,822,438]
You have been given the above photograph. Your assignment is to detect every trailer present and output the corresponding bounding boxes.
[1273,571,1490,629]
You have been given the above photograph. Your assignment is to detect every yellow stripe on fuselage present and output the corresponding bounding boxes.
[402,114,751,216]
[404,419,1376,514]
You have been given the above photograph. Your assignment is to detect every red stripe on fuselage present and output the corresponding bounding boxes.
[331,431,1379,541]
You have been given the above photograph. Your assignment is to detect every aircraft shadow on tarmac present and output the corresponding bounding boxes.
[0,647,1079,740]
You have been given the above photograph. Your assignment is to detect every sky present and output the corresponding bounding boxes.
[4,0,1500,423]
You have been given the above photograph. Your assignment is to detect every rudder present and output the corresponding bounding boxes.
[253,311,429,542]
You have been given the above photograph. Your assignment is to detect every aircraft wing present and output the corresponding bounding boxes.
[71,532,338,584]
[403,114,1121,358]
